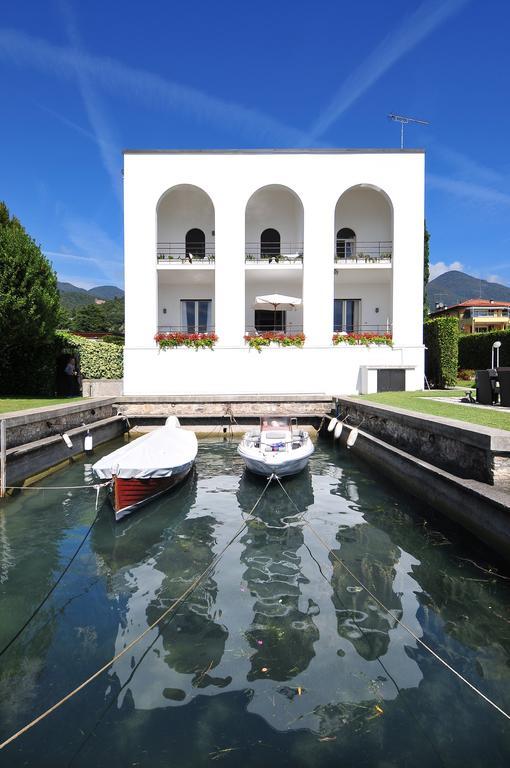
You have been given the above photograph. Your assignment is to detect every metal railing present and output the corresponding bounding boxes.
[157,325,216,334]
[157,242,215,262]
[333,323,392,334]
[245,242,304,263]
[334,241,392,263]
[245,324,304,335]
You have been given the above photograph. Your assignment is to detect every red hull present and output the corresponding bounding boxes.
[112,471,189,521]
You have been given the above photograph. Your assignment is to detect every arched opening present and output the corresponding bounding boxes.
[185,228,206,260]
[333,185,393,336]
[156,185,215,334]
[260,228,281,261]
[244,185,304,334]
[336,227,356,260]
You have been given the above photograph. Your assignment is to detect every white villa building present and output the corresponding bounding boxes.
[123,149,425,395]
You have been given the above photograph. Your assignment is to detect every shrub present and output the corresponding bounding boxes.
[332,332,393,347]
[459,329,510,371]
[155,332,218,350]
[57,331,123,379]
[0,202,60,395]
[244,332,305,351]
[457,368,475,381]
[424,316,458,388]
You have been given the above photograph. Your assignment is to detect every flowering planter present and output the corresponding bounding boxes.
[244,332,305,352]
[155,332,218,350]
[332,332,393,347]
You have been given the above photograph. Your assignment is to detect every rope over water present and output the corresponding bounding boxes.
[0,476,273,751]
[273,476,510,723]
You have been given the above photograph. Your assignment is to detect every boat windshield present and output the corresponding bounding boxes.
[260,416,291,432]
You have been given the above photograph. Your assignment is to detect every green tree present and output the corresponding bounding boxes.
[0,202,60,395]
[424,222,430,321]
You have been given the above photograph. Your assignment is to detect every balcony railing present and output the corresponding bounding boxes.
[335,242,392,263]
[245,242,303,263]
[157,242,215,263]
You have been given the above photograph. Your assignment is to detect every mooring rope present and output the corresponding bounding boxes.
[0,476,272,752]
[0,485,107,659]
[273,476,510,722]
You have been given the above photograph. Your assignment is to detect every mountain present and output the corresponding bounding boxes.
[89,285,124,300]
[427,270,510,311]
[57,281,124,310]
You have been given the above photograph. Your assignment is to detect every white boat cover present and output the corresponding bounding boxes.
[92,425,198,480]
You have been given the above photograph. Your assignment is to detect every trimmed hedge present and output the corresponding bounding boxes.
[424,316,459,388]
[57,332,123,379]
[459,329,510,371]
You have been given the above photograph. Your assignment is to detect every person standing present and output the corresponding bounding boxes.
[64,356,77,397]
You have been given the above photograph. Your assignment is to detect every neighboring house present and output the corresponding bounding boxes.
[123,149,425,395]
[429,299,510,334]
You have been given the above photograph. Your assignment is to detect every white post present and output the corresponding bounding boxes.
[0,420,6,498]
[214,194,245,347]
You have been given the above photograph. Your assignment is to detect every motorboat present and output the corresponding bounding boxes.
[93,416,198,521]
[237,416,314,478]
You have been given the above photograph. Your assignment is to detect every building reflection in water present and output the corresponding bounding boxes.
[237,470,319,682]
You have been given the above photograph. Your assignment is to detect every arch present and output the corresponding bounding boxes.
[245,184,304,259]
[156,184,215,260]
[185,228,205,259]
[334,184,393,262]
[260,228,281,259]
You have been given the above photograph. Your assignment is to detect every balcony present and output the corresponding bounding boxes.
[157,242,215,265]
[245,242,303,266]
[334,241,392,265]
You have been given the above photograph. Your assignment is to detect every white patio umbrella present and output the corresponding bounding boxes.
[253,293,302,331]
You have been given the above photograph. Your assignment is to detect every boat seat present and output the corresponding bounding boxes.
[263,430,288,440]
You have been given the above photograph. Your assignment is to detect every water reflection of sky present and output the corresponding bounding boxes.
[1,437,510,766]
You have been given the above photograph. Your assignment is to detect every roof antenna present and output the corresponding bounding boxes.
[388,114,430,148]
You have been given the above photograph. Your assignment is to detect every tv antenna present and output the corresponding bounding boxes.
[388,113,430,148]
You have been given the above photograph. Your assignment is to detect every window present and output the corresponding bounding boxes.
[336,228,356,259]
[185,228,206,259]
[334,299,361,332]
[254,309,286,332]
[181,300,212,332]
[260,228,281,259]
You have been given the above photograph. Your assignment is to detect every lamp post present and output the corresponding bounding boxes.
[492,341,502,369]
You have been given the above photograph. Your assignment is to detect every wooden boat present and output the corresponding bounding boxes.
[93,417,198,521]
[237,416,314,478]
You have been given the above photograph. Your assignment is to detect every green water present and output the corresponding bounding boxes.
[0,437,509,767]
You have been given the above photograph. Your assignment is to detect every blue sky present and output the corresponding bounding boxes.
[0,0,508,290]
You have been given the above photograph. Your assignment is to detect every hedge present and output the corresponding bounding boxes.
[424,316,459,388]
[57,332,123,379]
[459,329,510,371]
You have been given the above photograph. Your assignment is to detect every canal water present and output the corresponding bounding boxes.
[0,436,509,767]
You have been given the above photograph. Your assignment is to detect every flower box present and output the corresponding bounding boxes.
[332,332,393,347]
[155,332,218,350]
[244,332,305,351]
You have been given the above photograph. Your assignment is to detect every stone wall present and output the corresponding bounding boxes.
[333,397,510,489]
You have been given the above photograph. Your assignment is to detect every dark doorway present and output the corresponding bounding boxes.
[185,228,206,259]
[254,309,286,332]
[377,369,405,392]
[260,228,281,260]
[336,227,356,259]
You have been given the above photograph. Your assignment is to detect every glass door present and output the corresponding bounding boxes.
[181,300,212,332]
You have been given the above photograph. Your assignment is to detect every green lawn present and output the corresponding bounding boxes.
[0,397,82,415]
[356,389,510,431]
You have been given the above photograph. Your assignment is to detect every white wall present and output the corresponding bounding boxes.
[245,185,303,248]
[157,184,215,245]
[334,271,392,332]
[124,149,424,393]
[334,187,392,244]
[158,271,215,329]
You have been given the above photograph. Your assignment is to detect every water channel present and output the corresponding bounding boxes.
[0,435,509,767]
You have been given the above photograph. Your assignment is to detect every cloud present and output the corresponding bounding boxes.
[427,174,510,208]
[59,2,122,205]
[430,260,464,280]
[486,274,504,284]
[48,215,124,286]
[432,144,504,185]
[305,0,470,142]
[0,27,309,145]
